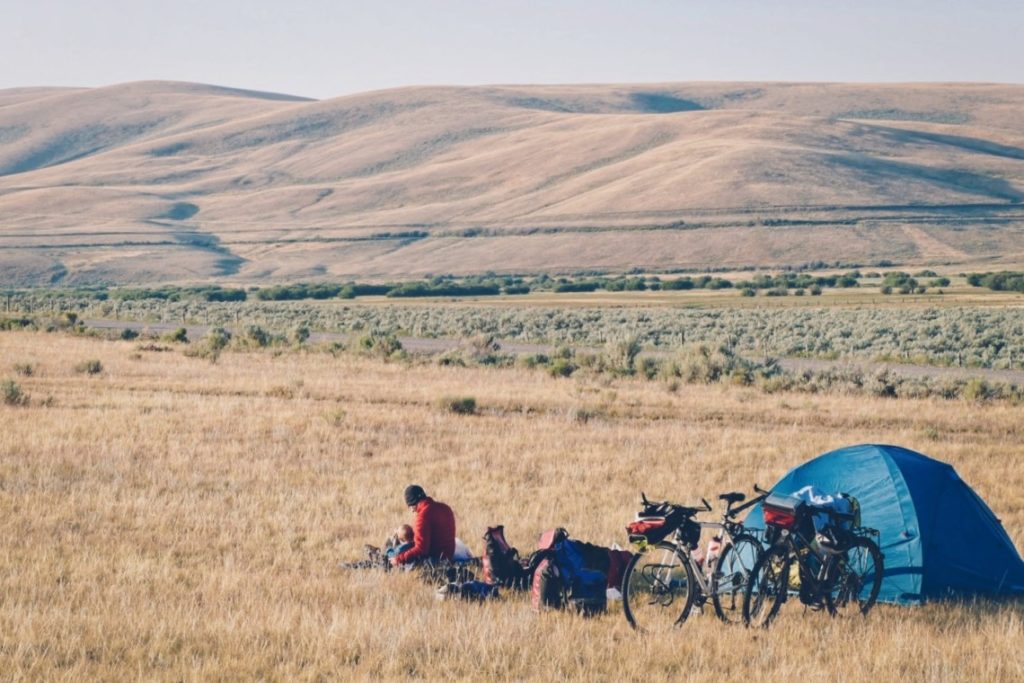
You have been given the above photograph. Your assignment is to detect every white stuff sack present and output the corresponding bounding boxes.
[792,485,853,531]
[453,537,474,561]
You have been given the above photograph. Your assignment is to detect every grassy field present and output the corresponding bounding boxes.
[2,330,1023,680]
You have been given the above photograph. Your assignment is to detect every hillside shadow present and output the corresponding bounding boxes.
[166,227,243,276]
[875,126,1024,161]
[149,141,191,157]
[837,109,971,125]
[629,92,706,113]
[158,202,200,221]
[220,101,428,151]
[501,92,707,115]
[828,153,1024,203]
[0,121,165,176]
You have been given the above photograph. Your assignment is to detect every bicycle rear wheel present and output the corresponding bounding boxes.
[825,536,884,617]
[743,543,790,628]
[711,534,761,624]
[622,543,696,632]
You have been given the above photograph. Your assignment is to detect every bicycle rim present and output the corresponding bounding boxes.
[826,537,884,617]
[622,544,695,633]
[744,544,790,628]
[711,535,761,625]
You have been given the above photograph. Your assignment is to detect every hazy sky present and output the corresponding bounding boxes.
[4,1,1023,99]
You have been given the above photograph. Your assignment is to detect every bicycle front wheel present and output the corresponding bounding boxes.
[622,543,696,633]
[711,534,762,625]
[743,543,791,628]
[825,536,884,617]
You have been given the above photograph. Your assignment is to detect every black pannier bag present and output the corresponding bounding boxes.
[678,518,701,550]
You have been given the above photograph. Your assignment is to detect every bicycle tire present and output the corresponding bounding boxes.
[743,543,791,628]
[711,533,761,624]
[825,536,884,617]
[622,542,696,633]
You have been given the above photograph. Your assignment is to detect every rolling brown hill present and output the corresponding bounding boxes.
[2,81,1024,285]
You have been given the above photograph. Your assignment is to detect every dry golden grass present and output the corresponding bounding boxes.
[1,330,1023,680]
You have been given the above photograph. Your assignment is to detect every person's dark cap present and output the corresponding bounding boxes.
[404,485,427,507]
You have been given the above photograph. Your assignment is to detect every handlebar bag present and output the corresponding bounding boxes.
[626,506,686,545]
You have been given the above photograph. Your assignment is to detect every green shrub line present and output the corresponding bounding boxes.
[966,271,1024,293]
[419,336,1024,405]
[3,320,1022,405]
[514,341,1024,405]
[4,291,1024,371]
[7,265,1019,313]
[2,268,899,308]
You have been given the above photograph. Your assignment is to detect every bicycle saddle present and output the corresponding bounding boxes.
[719,492,746,504]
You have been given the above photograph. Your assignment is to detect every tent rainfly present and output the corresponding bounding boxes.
[745,444,1024,604]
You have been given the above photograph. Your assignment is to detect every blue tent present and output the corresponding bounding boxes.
[745,444,1024,604]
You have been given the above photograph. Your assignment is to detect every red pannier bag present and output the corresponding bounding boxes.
[627,518,666,538]
[626,505,685,545]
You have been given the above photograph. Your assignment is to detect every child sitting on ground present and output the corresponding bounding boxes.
[341,525,415,570]
[384,524,414,560]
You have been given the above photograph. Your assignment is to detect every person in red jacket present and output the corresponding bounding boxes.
[391,484,457,567]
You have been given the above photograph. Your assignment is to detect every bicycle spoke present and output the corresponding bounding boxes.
[712,535,761,624]
[623,545,695,632]
[744,545,789,628]
[826,537,883,617]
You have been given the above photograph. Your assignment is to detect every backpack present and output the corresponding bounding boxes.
[531,557,564,610]
[529,529,609,616]
[555,541,608,616]
[606,549,634,591]
[482,526,531,590]
[559,538,634,591]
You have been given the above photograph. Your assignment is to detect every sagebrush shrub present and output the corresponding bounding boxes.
[2,379,28,406]
[548,358,576,378]
[186,327,232,362]
[75,359,103,375]
[163,327,189,343]
[962,378,991,402]
[439,396,476,415]
[12,362,34,377]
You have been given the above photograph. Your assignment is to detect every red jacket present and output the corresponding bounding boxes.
[395,497,456,564]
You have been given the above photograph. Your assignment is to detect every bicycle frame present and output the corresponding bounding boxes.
[775,527,837,596]
[640,518,751,602]
[624,488,773,630]
[768,516,879,598]
[634,534,714,609]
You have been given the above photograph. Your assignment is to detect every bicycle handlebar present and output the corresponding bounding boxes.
[638,492,710,517]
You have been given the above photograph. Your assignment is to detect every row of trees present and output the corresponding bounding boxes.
[2,270,885,306]
[967,271,1024,293]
